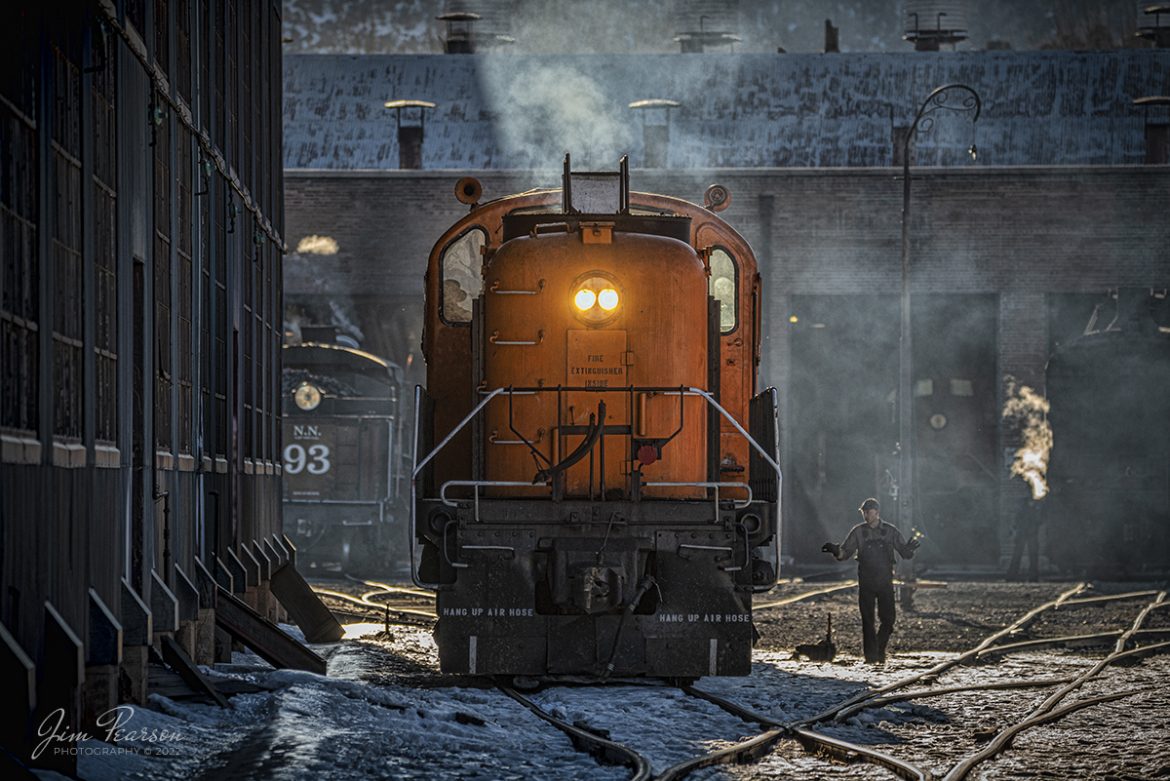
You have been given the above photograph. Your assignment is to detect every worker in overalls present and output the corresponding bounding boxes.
[822,498,919,663]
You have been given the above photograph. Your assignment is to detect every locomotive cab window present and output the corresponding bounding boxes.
[440,227,486,325]
[709,247,738,333]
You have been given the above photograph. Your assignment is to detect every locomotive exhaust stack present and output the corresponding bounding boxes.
[414,156,782,678]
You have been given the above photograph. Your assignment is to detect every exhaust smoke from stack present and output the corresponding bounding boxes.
[1002,375,1053,500]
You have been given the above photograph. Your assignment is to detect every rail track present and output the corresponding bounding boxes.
[310,575,437,628]
[479,583,1169,780]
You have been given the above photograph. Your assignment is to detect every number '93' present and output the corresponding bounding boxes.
[283,444,331,474]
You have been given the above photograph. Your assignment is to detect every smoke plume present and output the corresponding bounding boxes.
[1002,375,1053,500]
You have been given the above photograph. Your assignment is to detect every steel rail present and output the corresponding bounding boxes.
[753,580,857,610]
[497,684,653,781]
[669,685,930,781]
[311,587,437,621]
[1059,589,1162,606]
[649,583,1090,780]
[941,591,1168,781]
[974,627,1170,658]
[344,575,436,600]
[815,582,1090,723]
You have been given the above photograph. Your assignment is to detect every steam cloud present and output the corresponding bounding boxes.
[478,60,635,169]
[1002,375,1053,500]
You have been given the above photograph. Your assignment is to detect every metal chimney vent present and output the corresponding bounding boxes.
[674,15,740,53]
[903,1,969,51]
[1136,3,1170,47]
[438,11,480,53]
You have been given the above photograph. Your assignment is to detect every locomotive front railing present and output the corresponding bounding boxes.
[410,385,783,590]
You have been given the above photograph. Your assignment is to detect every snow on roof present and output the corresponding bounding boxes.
[284,50,1169,170]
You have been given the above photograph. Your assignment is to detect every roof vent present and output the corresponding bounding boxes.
[674,15,740,53]
[438,11,479,53]
[384,100,436,169]
[1134,96,1170,163]
[903,1,968,51]
[1136,2,1170,47]
[629,99,681,168]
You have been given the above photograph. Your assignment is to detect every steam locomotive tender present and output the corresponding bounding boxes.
[413,158,781,679]
[282,339,409,573]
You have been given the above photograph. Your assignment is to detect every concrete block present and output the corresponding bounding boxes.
[119,645,149,705]
[0,621,36,763]
[214,554,236,594]
[239,545,262,589]
[173,565,200,623]
[195,608,216,665]
[87,589,123,667]
[269,534,290,570]
[36,602,84,775]
[82,665,119,732]
[193,557,219,609]
[252,540,273,582]
[224,550,249,594]
[282,533,298,566]
[177,621,198,660]
[150,570,180,635]
[119,579,152,646]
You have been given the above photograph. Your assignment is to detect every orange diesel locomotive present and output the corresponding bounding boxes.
[412,157,781,678]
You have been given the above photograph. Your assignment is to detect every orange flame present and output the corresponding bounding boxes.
[1002,377,1053,501]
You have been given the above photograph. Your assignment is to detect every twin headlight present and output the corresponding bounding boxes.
[572,274,621,323]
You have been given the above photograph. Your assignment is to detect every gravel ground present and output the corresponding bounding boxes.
[753,580,1167,656]
[303,577,1170,779]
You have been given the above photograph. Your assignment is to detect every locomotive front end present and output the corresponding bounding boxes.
[415,158,781,679]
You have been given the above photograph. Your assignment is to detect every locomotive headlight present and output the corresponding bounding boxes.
[574,288,597,311]
[570,272,622,325]
[294,382,322,411]
[597,288,620,311]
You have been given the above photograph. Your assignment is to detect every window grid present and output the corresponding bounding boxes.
[177,126,193,453]
[50,38,83,440]
[213,179,227,456]
[0,28,40,434]
[154,96,172,450]
[93,40,118,443]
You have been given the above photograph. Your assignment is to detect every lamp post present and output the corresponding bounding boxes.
[897,84,981,603]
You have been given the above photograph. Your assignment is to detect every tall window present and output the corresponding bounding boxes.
[50,22,84,440]
[709,248,738,334]
[214,180,228,457]
[0,17,39,434]
[93,25,118,444]
[177,127,193,453]
[242,213,255,459]
[154,91,172,451]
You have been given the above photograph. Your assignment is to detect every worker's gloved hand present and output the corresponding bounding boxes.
[821,542,840,557]
[906,538,921,552]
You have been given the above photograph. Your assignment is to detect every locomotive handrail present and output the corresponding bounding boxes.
[440,480,546,522]
[412,386,510,588]
[489,329,545,346]
[410,384,784,590]
[643,481,754,510]
[490,279,545,295]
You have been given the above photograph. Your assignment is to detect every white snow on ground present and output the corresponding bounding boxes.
[74,628,1170,780]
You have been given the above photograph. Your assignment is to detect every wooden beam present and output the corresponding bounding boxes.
[213,586,327,674]
[270,560,345,644]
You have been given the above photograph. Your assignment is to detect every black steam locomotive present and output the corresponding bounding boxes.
[282,335,410,573]
[1045,288,1170,576]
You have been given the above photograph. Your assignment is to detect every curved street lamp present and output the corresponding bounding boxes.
[897,83,981,604]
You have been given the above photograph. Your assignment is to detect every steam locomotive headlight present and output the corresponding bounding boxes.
[597,288,620,311]
[294,382,322,411]
[574,288,597,311]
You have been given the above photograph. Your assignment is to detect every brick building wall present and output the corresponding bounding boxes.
[284,165,1169,564]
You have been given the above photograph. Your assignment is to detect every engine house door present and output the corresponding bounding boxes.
[562,330,630,498]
